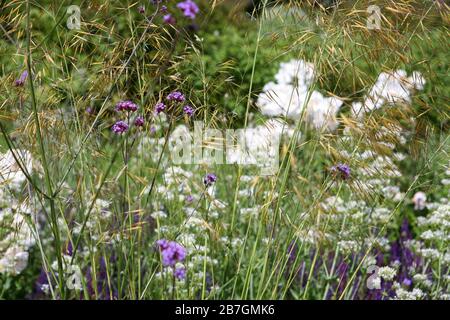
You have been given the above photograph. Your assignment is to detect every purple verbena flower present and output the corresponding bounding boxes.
[331,163,351,180]
[174,266,186,280]
[155,102,166,114]
[134,115,145,127]
[160,5,168,13]
[112,120,129,134]
[156,239,187,267]
[183,105,194,117]
[66,242,73,256]
[186,194,194,203]
[115,100,138,112]
[163,14,176,24]
[15,70,28,87]
[177,0,199,19]
[166,91,185,102]
[203,173,217,187]
[402,278,412,287]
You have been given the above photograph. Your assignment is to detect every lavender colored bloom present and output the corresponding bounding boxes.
[115,100,138,112]
[166,91,185,102]
[112,120,129,134]
[15,70,28,86]
[155,102,166,114]
[331,163,351,180]
[177,0,199,19]
[203,173,217,187]
[402,278,412,287]
[186,194,194,203]
[160,5,168,13]
[86,107,93,114]
[174,266,186,280]
[183,105,194,116]
[138,5,145,14]
[156,239,187,267]
[150,126,157,134]
[33,269,50,296]
[66,242,73,256]
[163,14,176,24]
[134,115,145,127]
[287,240,298,262]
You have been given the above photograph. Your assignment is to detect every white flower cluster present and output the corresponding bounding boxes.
[340,123,406,198]
[225,118,294,173]
[351,70,426,117]
[0,149,33,189]
[417,202,450,248]
[0,149,37,275]
[393,286,424,300]
[51,255,83,291]
[302,122,409,252]
[257,59,343,131]
[378,266,397,281]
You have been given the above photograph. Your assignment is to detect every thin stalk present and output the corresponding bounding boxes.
[26,0,65,298]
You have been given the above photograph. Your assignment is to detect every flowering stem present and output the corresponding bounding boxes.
[26,0,65,299]
[144,117,174,206]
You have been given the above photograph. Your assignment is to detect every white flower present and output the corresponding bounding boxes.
[151,211,167,219]
[352,70,426,117]
[0,150,33,190]
[394,287,424,300]
[257,59,343,131]
[304,91,343,131]
[0,246,29,275]
[420,248,440,260]
[412,191,427,211]
[257,82,307,118]
[274,59,315,88]
[378,266,397,281]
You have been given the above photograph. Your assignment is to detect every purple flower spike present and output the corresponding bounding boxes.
[203,173,217,187]
[177,0,199,19]
[331,163,351,180]
[134,115,145,127]
[156,239,187,267]
[183,105,194,117]
[163,14,176,25]
[115,100,138,112]
[155,102,166,114]
[112,120,129,134]
[166,91,185,102]
[15,70,28,87]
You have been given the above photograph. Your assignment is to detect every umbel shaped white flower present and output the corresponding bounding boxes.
[256,59,343,131]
